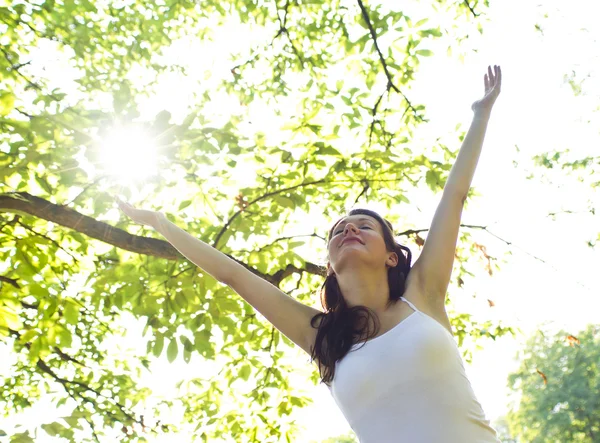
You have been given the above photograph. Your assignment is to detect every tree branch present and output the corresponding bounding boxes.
[275,0,310,68]
[0,192,179,259]
[53,346,87,367]
[0,192,326,284]
[231,0,308,74]
[35,358,143,427]
[6,327,135,432]
[356,0,424,121]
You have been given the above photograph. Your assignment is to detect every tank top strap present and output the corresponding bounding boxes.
[399,296,420,313]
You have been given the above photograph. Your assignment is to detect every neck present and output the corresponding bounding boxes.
[335,266,393,314]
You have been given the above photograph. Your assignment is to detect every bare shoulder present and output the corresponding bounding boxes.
[402,271,453,335]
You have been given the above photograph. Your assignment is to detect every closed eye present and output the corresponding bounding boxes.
[333,226,372,236]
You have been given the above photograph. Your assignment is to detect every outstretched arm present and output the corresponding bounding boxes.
[116,199,321,356]
[410,65,502,304]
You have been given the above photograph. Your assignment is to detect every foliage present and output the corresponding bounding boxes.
[492,415,518,443]
[506,324,600,442]
[317,432,358,443]
[0,0,512,441]
[525,6,600,248]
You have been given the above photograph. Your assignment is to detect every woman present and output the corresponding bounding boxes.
[118,65,502,442]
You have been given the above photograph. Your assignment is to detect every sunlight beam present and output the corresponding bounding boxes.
[100,127,159,183]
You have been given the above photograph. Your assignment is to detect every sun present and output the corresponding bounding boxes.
[99,126,159,183]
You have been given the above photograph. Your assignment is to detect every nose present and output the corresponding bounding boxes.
[344,223,359,235]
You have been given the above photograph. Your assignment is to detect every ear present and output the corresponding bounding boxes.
[326,262,335,276]
[386,252,399,268]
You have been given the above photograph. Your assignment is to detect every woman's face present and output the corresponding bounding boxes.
[327,215,393,274]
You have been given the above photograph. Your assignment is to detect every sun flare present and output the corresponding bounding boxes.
[100,127,158,183]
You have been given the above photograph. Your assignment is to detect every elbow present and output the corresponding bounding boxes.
[218,273,234,287]
[219,266,239,288]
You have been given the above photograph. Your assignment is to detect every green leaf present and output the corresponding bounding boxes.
[421,28,442,37]
[167,337,178,363]
[58,327,72,348]
[178,200,192,210]
[41,421,68,437]
[0,92,15,116]
[239,364,251,381]
[34,175,53,194]
[18,329,37,344]
[174,292,188,311]
[181,112,197,128]
[10,431,34,443]
[425,169,440,190]
[0,305,22,330]
[62,415,83,430]
[273,195,295,209]
[63,301,80,325]
[398,194,410,204]
[314,144,341,156]
[416,49,434,57]
[183,347,191,364]
[180,335,194,352]
[153,334,164,357]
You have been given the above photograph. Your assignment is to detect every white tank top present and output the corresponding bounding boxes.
[326,297,501,443]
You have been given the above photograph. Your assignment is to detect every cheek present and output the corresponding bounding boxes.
[327,239,345,261]
[326,241,335,258]
[328,236,340,249]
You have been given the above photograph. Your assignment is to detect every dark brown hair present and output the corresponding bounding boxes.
[309,208,412,385]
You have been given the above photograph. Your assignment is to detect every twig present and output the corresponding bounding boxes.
[275,0,310,68]
[212,178,326,249]
[356,0,424,121]
[17,220,81,263]
[236,233,326,255]
[463,0,479,17]
[369,90,386,148]
[35,358,144,427]
[0,275,20,288]
[353,180,370,205]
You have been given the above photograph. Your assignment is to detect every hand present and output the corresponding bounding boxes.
[115,197,162,228]
[471,65,502,116]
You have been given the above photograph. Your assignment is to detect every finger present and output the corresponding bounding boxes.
[484,73,489,91]
[488,65,493,83]
[115,198,132,211]
[497,65,502,88]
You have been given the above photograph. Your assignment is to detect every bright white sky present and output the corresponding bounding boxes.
[2,0,600,441]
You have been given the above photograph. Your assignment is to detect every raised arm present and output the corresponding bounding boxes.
[116,199,320,356]
[410,65,502,307]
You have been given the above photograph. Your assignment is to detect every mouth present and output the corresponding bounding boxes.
[341,238,363,247]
